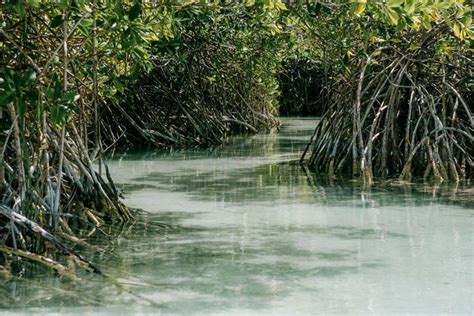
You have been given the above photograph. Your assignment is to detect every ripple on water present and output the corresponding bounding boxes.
[4,118,473,315]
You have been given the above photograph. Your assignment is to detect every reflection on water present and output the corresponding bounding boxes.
[3,118,473,315]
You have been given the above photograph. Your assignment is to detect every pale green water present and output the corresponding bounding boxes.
[2,118,473,315]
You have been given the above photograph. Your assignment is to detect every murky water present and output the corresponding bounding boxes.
[3,118,474,315]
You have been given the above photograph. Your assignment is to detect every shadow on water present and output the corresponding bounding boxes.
[0,207,392,310]
[124,158,474,209]
[3,118,473,313]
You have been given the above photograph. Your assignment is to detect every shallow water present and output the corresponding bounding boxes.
[3,118,474,315]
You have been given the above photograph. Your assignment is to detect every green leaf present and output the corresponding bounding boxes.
[21,69,36,86]
[405,0,416,15]
[50,101,76,126]
[421,14,432,30]
[52,76,63,100]
[78,18,92,36]
[15,0,26,17]
[62,91,80,103]
[387,8,399,25]
[50,105,64,126]
[128,3,141,21]
[45,87,54,101]
[355,3,366,14]
[388,0,404,8]
[274,0,287,10]
[464,16,472,27]
[28,0,40,8]
[263,0,274,10]
[0,93,14,105]
[16,97,26,118]
[60,0,69,9]
[396,18,406,31]
[453,23,463,39]
[50,15,64,28]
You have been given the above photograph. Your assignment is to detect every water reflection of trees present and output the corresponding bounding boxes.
[6,163,470,308]
[122,158,473,209]
[107,119,315,162]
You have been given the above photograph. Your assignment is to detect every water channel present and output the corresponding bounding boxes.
[3,118,473,315]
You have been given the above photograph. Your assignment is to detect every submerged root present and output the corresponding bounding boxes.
[0,245,78,281]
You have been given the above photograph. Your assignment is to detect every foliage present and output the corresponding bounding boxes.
[102,1,292,147]
[0,0,293,274]
[298,1,473,183]
[0,0,154,275]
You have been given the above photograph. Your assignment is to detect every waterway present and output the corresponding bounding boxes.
[3,118,473,315]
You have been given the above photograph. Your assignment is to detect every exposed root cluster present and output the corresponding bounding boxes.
[102,59,280,148]
[0,110,132,277]
[304,26,473,184]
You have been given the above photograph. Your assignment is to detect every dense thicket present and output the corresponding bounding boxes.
[102,4,285,147]
[299,1,473,184]
[278,58,329,116]
[0,0,291,276]
[0,0,155,276]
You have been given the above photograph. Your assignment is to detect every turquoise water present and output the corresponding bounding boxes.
[3,118,473,315]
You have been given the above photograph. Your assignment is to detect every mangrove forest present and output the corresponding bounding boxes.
[0,0,473,314]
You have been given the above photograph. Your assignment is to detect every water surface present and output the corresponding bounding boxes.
[3,118,473,315]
